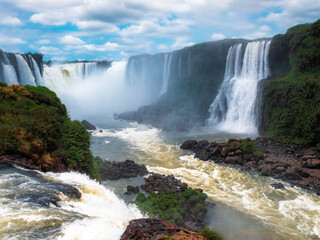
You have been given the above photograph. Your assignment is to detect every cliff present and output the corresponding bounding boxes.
[259,19,320,145]
[118,39,250,131]
[0,83,100,179]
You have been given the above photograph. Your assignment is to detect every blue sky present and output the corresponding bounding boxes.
[0,0,319,61]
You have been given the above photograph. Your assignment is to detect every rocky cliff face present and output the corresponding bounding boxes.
[119,39,249,131]
[258,19,320,145]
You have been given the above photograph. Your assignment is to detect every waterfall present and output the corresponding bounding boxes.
[188,50,191,76]
[15,54,37,86]
[2,63,19,85]
[31,57,44,86]
[0,51,43,86]
[43,61,157,119]
[207,40,271,133]
[160,53,172,95]
[178,56,182,79]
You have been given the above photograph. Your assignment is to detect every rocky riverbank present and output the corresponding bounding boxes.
[101,160,222,238]
[121,218,206,240]
[181,137,320,195]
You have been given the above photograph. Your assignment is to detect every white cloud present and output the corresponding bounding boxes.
[259,25,271,32]
[35,39,51,44]
[120,20,191,38]
[157,38,194,52]
[0,35,25,44]
[0,16,22,26]
[64,41,120,52]
[259,0,320,29]
[211,33,226,40]
[60,35,85,45]
[39,46,63,55]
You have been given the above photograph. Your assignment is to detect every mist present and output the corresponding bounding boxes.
[43,61,159,122]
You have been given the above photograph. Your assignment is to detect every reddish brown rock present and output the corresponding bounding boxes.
[302,155,317,160]
[120,218,206,240]
[306,159,320,169]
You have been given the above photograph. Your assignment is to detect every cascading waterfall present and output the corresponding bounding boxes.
[188,50,191,76]
[207,40,271,133]
[15,54,37,86]
[31,57,44,86]
[2,63,19,85]
[160,53,172,95]
[0,51,43,86]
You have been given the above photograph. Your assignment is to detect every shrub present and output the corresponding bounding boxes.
[133,188,207,227]
[200,227,224,240]
[0,85,100,180]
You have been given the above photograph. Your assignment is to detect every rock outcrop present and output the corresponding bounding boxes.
[98,160,149,180]
[181,137,320,195]
[81,120,97,130]
[120,218,206,240]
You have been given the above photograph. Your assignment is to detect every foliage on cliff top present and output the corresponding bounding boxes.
[134,188,207,227]
[262,19,320,145]
[0,84,99,179]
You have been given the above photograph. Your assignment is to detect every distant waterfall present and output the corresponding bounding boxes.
[43,62,110,93]
[160,53,173,95]
[0,51,43,86]
[207,40,271,133]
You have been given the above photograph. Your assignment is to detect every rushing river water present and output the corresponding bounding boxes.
[1,118,320,239]
[91,119,320,240]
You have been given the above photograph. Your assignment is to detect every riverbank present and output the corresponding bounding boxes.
[181,137,320,195]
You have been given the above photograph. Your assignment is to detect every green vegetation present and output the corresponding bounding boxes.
[200,227,224,240]
[223,139,263,157]
[133,188,207,227]
[261,19,320,146]
[0,84,99,179]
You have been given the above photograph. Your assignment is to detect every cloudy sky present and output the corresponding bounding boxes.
[0,0,319,61]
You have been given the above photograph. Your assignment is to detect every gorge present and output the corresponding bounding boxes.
[0,19,319,240]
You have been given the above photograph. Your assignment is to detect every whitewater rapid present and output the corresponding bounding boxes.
[0,166,143,240]
[92,123,320,240]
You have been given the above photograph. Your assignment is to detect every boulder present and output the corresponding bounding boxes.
[120,218,206,240]
[99,160,149,180]
[124,185,140,195]
[180,140,198,150]
[141,173,183,194]
[270,183,285,189]
[81,120,97,130]
[306,159,320,169]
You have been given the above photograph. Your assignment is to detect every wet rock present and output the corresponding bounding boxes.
[225,156,240,165]
[180,140,198,150]
[141,173,182,194]
[81,120,96,130]
[260,164,273,176]
[120,218,205,240]
[270,183,285,189]
[60,184,82,199]
[284,167,302,181]
[198,140,209,149]
[124,185,140,195]
[306,159,320,169]
[38,194,60,207]
[99,160,149,180]
[181,137,320,194]
[194,149,210,161]
[302,155,317,160]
